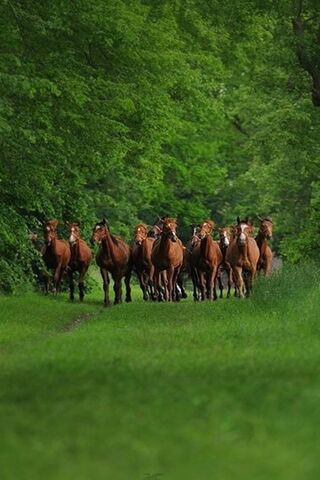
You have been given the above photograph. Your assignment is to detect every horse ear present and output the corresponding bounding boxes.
[237,216,240,224]
[245,217,249,223]
[102,218,106,225]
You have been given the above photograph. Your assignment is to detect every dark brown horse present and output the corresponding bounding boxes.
[225,217,260,298]
[190,220,222,301]
[217,227,233,298]
[151,218,184,301]
[132,223,155,300]
[256,216,273,276]
[42,219,71,294]
[67,222,92,301]
[186,225,201,301]
[91,219,132,306]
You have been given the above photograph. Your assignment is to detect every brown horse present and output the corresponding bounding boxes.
[256,216,273,276]
[190,220,222,301]
[42,219,71,294]
[151,218,184,301]
[91,219,132,306]
[225,217,260,298]
[186,225,201,301]
[67,222,92,301]
[217,227,233,298]
[132,223,155,300]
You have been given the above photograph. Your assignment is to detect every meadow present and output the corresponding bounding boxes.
[1,264,320,480]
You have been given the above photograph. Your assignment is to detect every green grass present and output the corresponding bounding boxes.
[1,264,320,480]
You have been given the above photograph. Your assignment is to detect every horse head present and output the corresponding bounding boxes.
[91,219,108,245]
[134,224,148,245]
[67,222,81,245]
[258,216,273,239]
[189,224,201,246]
[148,216,167,238]
[198,220,214,240]
[162,217,178,242]
[235,218,253,247]
[44,219,59,245]
[218,227,231,248]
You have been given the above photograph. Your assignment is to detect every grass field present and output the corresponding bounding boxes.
[1,264,320,480]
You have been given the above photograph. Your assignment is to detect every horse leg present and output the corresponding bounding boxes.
[206,270,215,301]
[68,268,74,301]
[173,267,181,302]
[213,266,219,300]
[138,271,148,301]
[113,274,123,305]
[234,266,245,298]
[191,267,199,301]
[217,270,224,299]
[166,267,174,301]
[78,266,88,302]
[53,264,62,294]
[100,268,111,306]
[227,266,232,298]
[43,274,50,294]
[199,271,206,301]
[125,268,132,303]
[148,265,156,301]
[177,270,187,299]
[161,271,169,301]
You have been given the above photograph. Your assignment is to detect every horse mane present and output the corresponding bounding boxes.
[134,223,148,232]
[204,219,214,229]
[110,234,120,245]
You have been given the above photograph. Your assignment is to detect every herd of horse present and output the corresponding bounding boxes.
[33,216,273,305]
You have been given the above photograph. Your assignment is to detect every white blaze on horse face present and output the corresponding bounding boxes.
[223,231,230,246]
[239,223,248,244]
[69,227,76,243]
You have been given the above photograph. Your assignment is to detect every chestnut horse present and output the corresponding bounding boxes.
[190,220,222,301]
[256,216,273,275]
[217,227,233,298]
[91,219,132,306]
[225,217,260,298]
[132,223,155,300]
[151,218,184,301]
[67,222,92,301]
[42,220,71,294]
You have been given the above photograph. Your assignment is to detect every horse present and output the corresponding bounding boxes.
[225,217,260,298]
[42,219,71,294]
[256,216,273,276]
[91,219,132,306]
[132,223,155,300]
[186,225,201,301]
[29,233,51,291]
[217,227,233,298]
[190,220,222,301]
[151,217,184,301]
[67,222,92,301]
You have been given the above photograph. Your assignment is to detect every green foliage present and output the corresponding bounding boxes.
[1,0,320,290]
